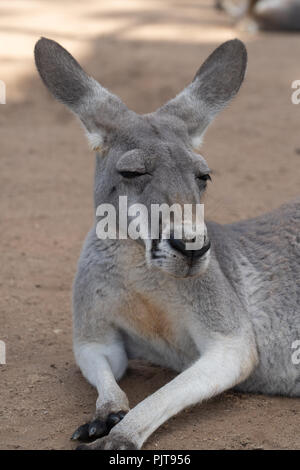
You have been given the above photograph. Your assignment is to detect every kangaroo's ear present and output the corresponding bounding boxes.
[158,39,247,149]
[34,37,129,150]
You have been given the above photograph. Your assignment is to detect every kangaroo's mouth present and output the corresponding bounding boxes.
[169,238,211,260]
[147,238,211,278]
[196,239,211,258]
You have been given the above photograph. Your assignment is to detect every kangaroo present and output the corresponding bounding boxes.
[216,0,300,31]
[34,38,300,450]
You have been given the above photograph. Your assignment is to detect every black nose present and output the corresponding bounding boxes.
[169,236,211,258]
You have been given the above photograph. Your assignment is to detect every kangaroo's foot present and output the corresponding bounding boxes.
[76,432,137,451]
[71,409,127,443]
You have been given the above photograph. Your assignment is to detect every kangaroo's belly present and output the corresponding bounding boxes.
[121,328,199,373]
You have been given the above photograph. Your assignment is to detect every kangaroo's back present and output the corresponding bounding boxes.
[229,198,300,283]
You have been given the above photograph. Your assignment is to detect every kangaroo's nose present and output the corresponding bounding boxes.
[169,234,211,258]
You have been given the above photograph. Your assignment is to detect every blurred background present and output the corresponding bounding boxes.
[0,0,299,450]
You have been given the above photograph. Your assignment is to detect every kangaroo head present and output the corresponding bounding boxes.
[35,38,247,278]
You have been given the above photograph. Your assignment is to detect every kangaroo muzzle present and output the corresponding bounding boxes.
[169,233,211,259]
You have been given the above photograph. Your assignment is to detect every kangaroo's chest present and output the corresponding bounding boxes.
[110,247,205,368]
[113,286,200,371]
[120,292,174,342]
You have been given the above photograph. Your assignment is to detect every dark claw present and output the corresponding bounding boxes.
[71,423,90,442]
[118,411,127,420]
[107,413,121,429]
[72,410,128,444]
[106,411,126,430]
[88,419,107,438]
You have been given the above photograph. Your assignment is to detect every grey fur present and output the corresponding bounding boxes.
[159,39,247,141]
[35,38,300,450]
[34,37,130,140]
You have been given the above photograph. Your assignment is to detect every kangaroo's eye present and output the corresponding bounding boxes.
[197,173,211,182]
[119,171,145,179]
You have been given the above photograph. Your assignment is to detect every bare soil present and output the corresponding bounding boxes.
[0,0,299,450]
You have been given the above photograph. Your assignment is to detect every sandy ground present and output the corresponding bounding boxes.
[0,0,299,450]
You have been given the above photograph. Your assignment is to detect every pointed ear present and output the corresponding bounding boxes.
[34,37,129,150]
[158,39,247,149]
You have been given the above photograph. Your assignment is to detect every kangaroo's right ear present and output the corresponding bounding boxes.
[34,37,129,151]
[158,39,247,149]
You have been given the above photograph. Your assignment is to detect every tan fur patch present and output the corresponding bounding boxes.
[122,293,173,342]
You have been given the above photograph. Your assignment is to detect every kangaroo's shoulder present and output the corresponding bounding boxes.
[224,198,300,240]
[207,199,300,279]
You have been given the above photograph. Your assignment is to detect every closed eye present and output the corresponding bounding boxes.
[119,171,146,179]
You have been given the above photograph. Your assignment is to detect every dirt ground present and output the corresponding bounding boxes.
[0,0,299,450]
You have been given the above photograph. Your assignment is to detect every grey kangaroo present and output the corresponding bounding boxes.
[35,38,300,450]
[216,0,300,31]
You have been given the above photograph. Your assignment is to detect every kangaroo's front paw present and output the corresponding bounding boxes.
[76,433,138,450]
[71,410,127,443]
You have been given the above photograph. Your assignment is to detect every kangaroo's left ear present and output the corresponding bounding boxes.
[34,37,130,151]
[157,39,247,149]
